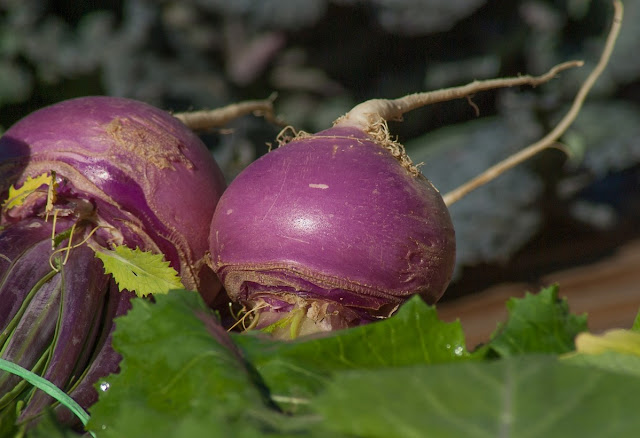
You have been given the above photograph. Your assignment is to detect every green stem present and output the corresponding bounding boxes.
[288,308,305,340]
[0,346,50,409]
[0,358,95,437]
[260,307,306,340]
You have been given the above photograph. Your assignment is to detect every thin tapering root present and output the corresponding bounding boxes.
[275,125,302,147]
[226,302,269,332]
[443,0,623,206]
[49,224,109,272]
[228,302,242,321]
[50,209,59,250]
[336,60,583,131]
[60,221,77,266]
[174,94,287,131]
[332,30,587,178]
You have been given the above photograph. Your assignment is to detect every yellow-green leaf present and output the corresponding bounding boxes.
[93,245,184,297]
[2,172,53,212]
[574,329,640,356]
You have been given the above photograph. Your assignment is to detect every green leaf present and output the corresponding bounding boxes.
[632,310,640,332]
[235,295,472,412]
[484,285,588,357]
[80,290,640,438]
[87,291,288,438]
[0,358,91,429]
[563,351,640,378]
[311,355,640,438]
[93,245,184,297]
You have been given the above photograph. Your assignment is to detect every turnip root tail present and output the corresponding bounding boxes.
[334,60,582,131]
[331,61,582,177]
[335,0,623,202]
[173,94,286,130]
[443,0,623,206]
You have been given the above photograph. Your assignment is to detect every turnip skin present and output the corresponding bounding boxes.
[0,96,226,425]
[0,219,54,329]
[210,126,455,335]
[0,96,226,296]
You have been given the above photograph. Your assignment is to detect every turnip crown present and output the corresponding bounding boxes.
[210,126,455,336]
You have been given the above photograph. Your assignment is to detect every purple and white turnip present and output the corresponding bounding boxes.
[0,96,226,425]
[208,16,620,338]
[209,123,455,337]
[209,104,459,338]
[1,96,226,297]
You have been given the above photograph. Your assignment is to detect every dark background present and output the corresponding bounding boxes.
[1,0,638,304]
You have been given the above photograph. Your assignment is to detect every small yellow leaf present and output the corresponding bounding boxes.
[574,329,640,356]
[2,172,54,212]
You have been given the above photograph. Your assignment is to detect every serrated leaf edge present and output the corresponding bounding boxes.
[93,245,184,297]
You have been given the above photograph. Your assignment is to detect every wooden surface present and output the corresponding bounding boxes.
[436,237,640,348]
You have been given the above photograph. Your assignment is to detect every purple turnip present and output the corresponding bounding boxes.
[1,96,226,297]
[209,1,622,339]
[210,119,455,338]
[0,96,226,425]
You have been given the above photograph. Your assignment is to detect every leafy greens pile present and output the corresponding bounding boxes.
[21,284,640,437]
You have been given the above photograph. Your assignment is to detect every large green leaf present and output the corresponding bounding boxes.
[564,350,640,378]
[312,355,640,438]
[86,291,284,438]
[485,285,588,357]
[80,287,638,438]
[235,295,472,412]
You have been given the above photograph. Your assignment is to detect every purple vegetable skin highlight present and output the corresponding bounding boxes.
[210,125,455,337]
[0,96,225,426]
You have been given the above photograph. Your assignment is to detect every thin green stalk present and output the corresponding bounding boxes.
[0,358,95,436]
[0,347,50,409]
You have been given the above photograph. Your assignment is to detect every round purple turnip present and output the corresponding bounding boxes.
[0,96,226,426]
[208,56,598,339]
[209,119,455,338]
[1,96,226,297]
